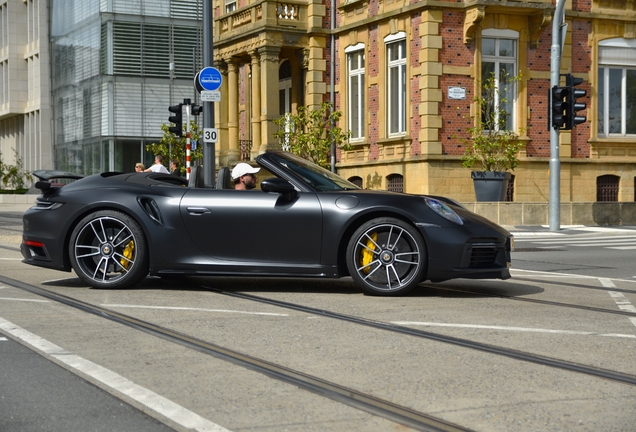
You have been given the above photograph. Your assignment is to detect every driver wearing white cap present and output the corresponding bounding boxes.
[231,162,261,190]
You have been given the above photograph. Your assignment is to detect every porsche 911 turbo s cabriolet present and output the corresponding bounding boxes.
[21,151,513,296]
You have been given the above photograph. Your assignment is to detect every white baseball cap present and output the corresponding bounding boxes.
[231,163,261,180]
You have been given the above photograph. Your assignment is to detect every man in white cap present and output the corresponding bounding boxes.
[231,162,261,190]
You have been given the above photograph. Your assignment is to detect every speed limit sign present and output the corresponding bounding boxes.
[203,128,218,143]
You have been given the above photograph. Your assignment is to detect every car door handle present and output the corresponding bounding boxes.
[186,207,211,215]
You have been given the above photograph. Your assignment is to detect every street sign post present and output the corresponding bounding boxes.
[197,67,222,91]
[200,90,221,102]
[203,128,218,143]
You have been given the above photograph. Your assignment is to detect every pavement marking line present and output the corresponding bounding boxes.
[390,321,636,338]
[607,246,636,250]
[102,304,289,317]
[570,243,636,247]
[0,297,49,303]
[602,278,636,331]
[0,337,6,341]
[0,316,231,432]
[600,278,617,288]
[532,237,636,244]
[512,268,636,283]
[0,258,22,260]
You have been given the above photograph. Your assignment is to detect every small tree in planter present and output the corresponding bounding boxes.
[460,71,524,201]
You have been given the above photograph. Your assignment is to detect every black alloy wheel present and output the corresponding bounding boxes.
[69,210,149,289]
[346,217,427,296]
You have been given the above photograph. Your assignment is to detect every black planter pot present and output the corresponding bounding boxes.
[471,171,511,202]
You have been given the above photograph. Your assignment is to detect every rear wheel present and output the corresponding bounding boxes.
[69,210,149,289]
[346,217,427,296]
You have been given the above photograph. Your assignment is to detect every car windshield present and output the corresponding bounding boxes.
[270,153,360,191]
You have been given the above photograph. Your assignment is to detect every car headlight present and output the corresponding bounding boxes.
[424,197,464,225]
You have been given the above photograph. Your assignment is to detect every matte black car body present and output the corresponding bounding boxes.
[22,151,512,295]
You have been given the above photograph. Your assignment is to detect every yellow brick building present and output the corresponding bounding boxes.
[212,0,636,203]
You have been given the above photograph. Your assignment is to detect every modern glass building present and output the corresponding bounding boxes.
[51,0,202,174]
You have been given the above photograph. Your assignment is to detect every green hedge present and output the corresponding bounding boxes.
[0,189,28,195]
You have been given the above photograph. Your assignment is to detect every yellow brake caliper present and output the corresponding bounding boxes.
[120,240,135,270]
[361,232,378,274]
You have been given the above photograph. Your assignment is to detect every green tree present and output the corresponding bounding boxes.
[0,149,30,190]
[146,121,202,175]
[273,102,351,170]
[460,72,524,172]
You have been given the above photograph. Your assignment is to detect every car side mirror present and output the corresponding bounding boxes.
[261,178,297,200]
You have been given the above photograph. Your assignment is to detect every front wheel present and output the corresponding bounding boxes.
[69,210,149,289]
[346,217,427,296]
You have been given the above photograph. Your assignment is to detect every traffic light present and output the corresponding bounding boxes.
[566,74,587,129]
[168,103,183,136]
[191,104,203,116]
[551,85,569,129]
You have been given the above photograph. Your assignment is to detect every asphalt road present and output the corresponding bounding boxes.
[0,336,174,432]
[1,207,636,431]
[511,225,636,280]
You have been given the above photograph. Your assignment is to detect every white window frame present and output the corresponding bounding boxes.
[481,29,518,132]
[385,32,407,136]
[598,38,636,137]
[346,43,365,141]
[225,0,237,14]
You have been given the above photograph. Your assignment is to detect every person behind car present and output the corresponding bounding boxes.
[134,163,145,172]
[170,159,181,176]
[232,163,260,190]
[144,155,169,174]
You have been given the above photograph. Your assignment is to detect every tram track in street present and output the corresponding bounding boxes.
[4,273,636,388]
[508,277,636,295]
[3,274,636,432]
[0,275,471,432]
[199,284,636,386]
[418,283,636,318]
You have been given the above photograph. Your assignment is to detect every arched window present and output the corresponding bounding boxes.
[387,174,403,193]
[348,176,363,188]
[505,174,515,202]
[597,175,619,201]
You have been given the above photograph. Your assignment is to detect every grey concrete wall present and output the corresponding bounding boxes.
[461,202,636,226]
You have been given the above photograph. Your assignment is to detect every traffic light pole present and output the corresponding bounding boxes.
[202,0,215,188]
[185,99,191,180]
[549,0,567,232]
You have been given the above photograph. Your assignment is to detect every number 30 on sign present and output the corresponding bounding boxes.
[203,128,218,143]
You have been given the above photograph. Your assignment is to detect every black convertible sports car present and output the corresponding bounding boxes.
[21,151,513,296]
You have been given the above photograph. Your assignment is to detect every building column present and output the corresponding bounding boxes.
[305,38,327,109]
[258,46,281,153]
[217,60,229,166]
[250,51,261,158]
[418,10,443,155]
[227,58,240,162]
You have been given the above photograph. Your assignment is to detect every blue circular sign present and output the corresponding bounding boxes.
[198,67,222,91]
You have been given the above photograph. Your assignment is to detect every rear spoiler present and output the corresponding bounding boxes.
[31,170,85,193]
